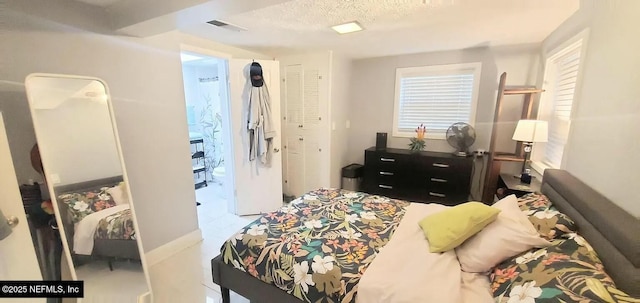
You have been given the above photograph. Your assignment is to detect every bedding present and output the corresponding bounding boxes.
[212,169,640,303]
[456,195,550,273]
[418,201,500,253]
[58,187,117,223]
[356,203,492,303]
[73,204,135,255]
[517,193,577,240]
[490,234,638,302]
[221,189,410,303]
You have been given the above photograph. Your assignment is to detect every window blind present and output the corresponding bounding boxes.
[396,72,475,134]
[543,40,582,168]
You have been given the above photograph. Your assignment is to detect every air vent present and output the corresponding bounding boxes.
[206,20,247,32]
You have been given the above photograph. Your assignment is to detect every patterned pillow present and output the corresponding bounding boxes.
[57,187,116,223]
[517,193,577,240]
[490,233,638,302]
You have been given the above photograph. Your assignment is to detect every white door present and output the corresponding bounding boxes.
[0,113,45,302]
[227,59,283,215]
[281,63,327,197]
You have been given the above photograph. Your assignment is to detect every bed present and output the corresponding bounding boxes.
[55,176,140,263]
[211,169,640,302]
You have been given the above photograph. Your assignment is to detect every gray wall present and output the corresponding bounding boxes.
[346,45,541,198]
[329,52,352,188]
[542,0,640,217]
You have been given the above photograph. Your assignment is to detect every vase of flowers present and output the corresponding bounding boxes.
[409,124,426,151]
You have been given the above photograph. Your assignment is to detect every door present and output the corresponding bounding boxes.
[281,63,327,197]
[227,59,283,215]
[0,113,45,302]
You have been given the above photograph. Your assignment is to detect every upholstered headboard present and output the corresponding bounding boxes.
[541,169,640,296]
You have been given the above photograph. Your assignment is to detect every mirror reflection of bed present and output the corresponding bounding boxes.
[24,74,151,302]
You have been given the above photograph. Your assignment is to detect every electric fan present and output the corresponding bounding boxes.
[446,122,476,157]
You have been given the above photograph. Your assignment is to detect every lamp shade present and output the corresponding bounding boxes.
[512,120,548,143]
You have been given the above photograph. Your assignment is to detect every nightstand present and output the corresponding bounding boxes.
[497,173,541,199]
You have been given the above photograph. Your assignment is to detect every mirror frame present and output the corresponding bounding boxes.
[24,73,153,301]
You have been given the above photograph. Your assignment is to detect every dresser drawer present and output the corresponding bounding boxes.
[422,157,471,176]
[420,191,469,206]
[365,150,409,171]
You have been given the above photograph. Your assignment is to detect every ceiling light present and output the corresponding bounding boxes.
[331,21,364,34]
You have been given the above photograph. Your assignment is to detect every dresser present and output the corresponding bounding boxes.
[362,147,473,205]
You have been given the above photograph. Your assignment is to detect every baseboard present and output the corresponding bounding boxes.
[145,229,202,266]
[138,291,152,303]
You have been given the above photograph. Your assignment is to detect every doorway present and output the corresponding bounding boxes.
[180,51,235,228]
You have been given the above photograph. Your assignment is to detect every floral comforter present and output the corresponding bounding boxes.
[221,189,410,303]
[94,208,136,240]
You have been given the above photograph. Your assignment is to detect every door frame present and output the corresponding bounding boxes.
[179,44,237,214]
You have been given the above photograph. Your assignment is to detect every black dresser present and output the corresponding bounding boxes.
[362,147,473,205]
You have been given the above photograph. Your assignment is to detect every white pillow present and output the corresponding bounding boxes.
[455,195,550,273]
[107,182,130,205]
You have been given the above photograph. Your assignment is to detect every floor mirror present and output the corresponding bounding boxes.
[24,74,152,303]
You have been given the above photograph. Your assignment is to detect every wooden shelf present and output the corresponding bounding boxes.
[503,87,545,95]
[493,153,525,162]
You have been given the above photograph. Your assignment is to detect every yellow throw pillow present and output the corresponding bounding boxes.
[419,202,500,253]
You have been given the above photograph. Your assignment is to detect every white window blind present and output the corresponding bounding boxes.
[393,63,480,138]
[541,39,583,168]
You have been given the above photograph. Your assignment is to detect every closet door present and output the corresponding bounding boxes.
[282,61,328,197]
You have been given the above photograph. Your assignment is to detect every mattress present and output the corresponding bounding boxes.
[221,189,411,302]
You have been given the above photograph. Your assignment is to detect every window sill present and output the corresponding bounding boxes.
[392,132,446,140]
[530,161,552,176]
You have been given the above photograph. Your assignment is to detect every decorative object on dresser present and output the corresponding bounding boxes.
[408,124,426,151]
[445,122,476,157]
[362,147,472,205]
[375,132,387,150]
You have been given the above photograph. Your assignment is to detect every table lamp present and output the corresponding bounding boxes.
[512,120,548,181]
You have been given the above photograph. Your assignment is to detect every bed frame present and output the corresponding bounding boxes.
[54,176,141,265]
[211,169,640,302]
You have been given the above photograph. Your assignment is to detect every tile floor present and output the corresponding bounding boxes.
[149,183,260,303]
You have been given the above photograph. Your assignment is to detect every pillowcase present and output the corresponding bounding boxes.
[419,202,500,253]
[456,195,550,273]
[517,193,577,240]
[107,182,130,205]
[57,187,117,223]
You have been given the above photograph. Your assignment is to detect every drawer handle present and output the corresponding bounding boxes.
[430,178,447,183]
[379,171,394,176]
[380,158,395,162]
[429,192,446,198]
[432,163,449,168]
[379,185,393,189]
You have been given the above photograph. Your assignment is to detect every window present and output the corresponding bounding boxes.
[392,63,481,139]
[532,31,588,171]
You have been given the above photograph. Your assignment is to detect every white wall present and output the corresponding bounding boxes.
[346,45,541,198]
[542,0,640,216]
[0,90,42,185]
[328,52,352,188]
[2,8,271,252]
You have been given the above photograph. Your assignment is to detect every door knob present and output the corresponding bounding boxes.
[6,216,18,228]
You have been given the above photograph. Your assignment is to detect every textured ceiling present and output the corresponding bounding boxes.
[181,0,579,58]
